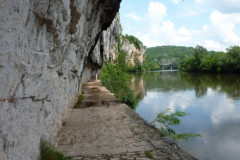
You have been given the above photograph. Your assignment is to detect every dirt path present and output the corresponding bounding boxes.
[56,80,196,160]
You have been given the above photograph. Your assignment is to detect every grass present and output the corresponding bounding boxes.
[74,94,84,108]
[144,150,153,159]
[39,138,71,160]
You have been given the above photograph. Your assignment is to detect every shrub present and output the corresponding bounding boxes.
[74,94,84,108]
[144,151,153,159]
[100,62,138,108]
[39,138,71,160]
[152,109,201,141]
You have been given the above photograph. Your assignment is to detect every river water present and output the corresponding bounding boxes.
[132,71,240,160]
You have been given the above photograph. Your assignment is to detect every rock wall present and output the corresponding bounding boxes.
[81,14,122,82]
[121,39,145,65]
[102,13,122,62]
[0,0,121,160]
[91,14,145,68]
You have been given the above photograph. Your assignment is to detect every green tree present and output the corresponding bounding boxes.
[227,46,240,72]
[152,109,201,141]
[193,45,207,71]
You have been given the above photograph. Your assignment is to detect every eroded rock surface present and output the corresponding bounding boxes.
[0,0,121,159]
[121,38,145,65]
[57,80,197,160]
[92,14,145,67]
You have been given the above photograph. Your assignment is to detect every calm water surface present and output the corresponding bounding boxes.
[132,71,240,160]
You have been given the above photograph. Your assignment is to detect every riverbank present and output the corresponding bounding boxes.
[56,80,196,160]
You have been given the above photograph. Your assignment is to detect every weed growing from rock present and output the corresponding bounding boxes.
[39,138,71,160]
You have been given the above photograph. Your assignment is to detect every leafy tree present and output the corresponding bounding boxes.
[193,45,207,71]
[226,46,240,72]
[180,45,240,73]
[116,50,128,71]
[152,109,201,141]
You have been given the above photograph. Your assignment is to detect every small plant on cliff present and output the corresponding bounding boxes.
[74,94,84,108]
[39,138,71,160]
[122,34,143,50]
[152,109,201,142]
[144,151,154,159]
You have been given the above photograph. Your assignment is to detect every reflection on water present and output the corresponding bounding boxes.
[131,76,146,100]
[132,71,240,160]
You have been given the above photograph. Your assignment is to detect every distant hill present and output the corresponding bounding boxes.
[145,46,195,69]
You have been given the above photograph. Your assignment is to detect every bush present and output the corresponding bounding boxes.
[152,109,201,141]
[74,94,84,108]
[39,138,71,160]
[144,151,154,159]
[100,62,138,108]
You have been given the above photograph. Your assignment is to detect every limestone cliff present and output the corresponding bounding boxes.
[81,14,123,82]
[0,0,121,160]
[121,38,146,66]
[92,14,145,68]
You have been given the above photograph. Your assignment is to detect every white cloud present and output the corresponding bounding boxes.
[195,0,240,13]
[125,12,142,22]
[209,11,240,45]
[136,2,240,51]
[122,1,240,51]
[204,40,226,51]
[148,2,167,20]
[136,2,195,48]
[172,0,182,4]
[147,2,167,34]
[138,34,164,47]
[180,8,207,17]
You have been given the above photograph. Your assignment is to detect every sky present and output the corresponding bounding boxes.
[119,0,240,51]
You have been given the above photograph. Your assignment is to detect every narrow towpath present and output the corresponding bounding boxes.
[56,80,196,160]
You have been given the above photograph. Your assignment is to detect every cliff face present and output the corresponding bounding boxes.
[92,14,145,68]
[81,14,123,82]
[121,39,145,65]
[102,14,122,62]
[0,0,121,160]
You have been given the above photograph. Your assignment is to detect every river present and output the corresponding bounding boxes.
[132,71,240,160]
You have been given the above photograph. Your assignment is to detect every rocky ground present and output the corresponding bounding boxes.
[56,80,197,160]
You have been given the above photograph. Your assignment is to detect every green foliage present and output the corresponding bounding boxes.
[118,34,145,73]
[145,45,195,70]
[144,151,154,159]
[100,62,138,108]
[123,34,144,50]
[153,109,201,142]
[180,45,240,73]
[74,94,84,108]
[145,45,240,73]
[116,50,128,70]
[146,46,195,59]
[143,57,161,71]
[39,138,71,160]
[127,53,144,73]
[192,45,208,71]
